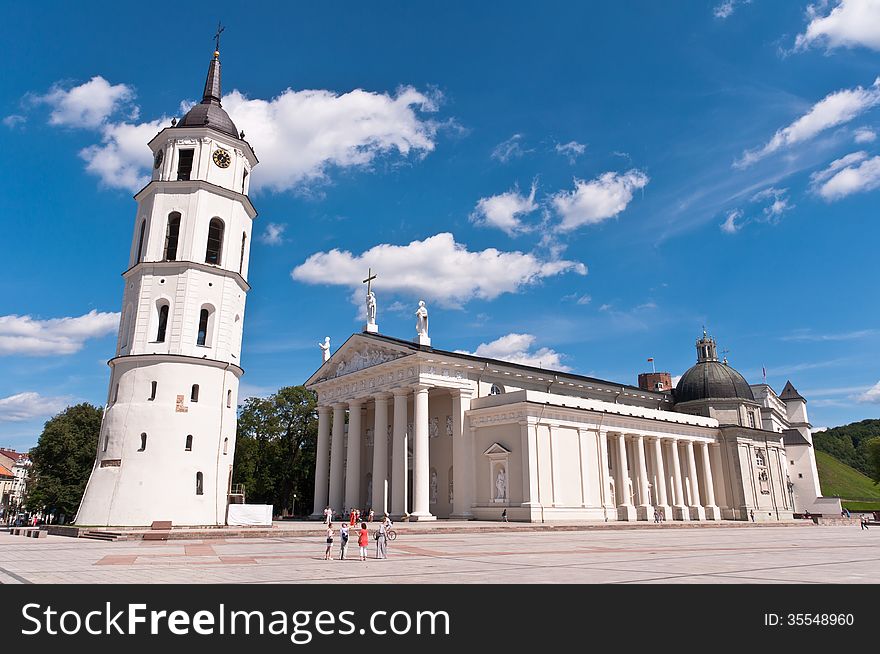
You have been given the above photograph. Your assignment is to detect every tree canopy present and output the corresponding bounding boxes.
[866,437,880,486]
[813,419,880,478]
[232,386,317,516]
[27,402,102,516]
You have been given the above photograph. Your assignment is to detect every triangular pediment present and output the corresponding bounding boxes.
[483,442,512,456]
[305,333,413,385]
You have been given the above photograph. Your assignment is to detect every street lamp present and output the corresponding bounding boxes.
[292,493,297,518]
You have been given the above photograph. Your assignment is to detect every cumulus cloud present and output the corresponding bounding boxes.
[720,209,743,234]
[795,0,880,52]
[291,232,585,308]
[555,140,586,163]
[456,333,570,371]
[735,77,880,168]
[857,380,880,403]
[713,0,751,19]
[854,126,877,142]
[551,170,649,232]
[79,118,167,190]
[0,392,72,422]
[812,152,880,199]
[260,222,287,246]
[470,182,539,236]
[490,133,531,163]
[752,187,794,221]
[0,310,120,356]
[35,76,136,128]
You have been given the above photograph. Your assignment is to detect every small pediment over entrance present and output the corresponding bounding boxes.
[483,442,512,456]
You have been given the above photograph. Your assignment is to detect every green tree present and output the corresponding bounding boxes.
[27,403,102,516]
[866,437,880,486]
[232,386,317,516]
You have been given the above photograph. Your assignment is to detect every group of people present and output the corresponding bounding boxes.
[652,509,666,523]
[323,513,393,561]
[322,506,375,526]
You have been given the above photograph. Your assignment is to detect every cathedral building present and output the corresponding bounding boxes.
[307,322,834,522]
[76,46,258,526]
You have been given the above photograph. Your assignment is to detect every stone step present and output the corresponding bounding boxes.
[81,530,123,542]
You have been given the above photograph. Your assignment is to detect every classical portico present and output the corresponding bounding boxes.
[306,330,797,523]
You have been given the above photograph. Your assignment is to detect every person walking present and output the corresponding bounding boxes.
[368,509,375,523]
[358,522,369,561]
[339,522,350,560]
[653,509,660,524]
[861,517,869,530]
[501,508,508,522]
[376,519,388,559]
[749,509,755,522]
[324,523,334,560]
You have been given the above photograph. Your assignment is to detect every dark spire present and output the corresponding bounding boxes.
[176,30,239,138]
[780,380,806,403]
[201,53,223,106]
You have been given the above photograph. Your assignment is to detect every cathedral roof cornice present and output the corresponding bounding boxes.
[134,179,258,219]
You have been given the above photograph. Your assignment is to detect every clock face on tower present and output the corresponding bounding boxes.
[153,149,163,169]
[212,148,232,168]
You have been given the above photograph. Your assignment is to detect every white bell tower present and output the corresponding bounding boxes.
[76,44,258,526]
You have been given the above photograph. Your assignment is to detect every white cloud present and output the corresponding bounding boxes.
[720,209,743,234]
[79,118,167,190]
[3,114,25,128]
[752,187,794,221]
[260,222,286,246]
[555,140,586,163]
[0,310,120,356]
[670,374,683,388]
[291,232,586,308]
[735,77,880,168]
[0,392,72,422]
[491,133,530,163]
[470,182,539,236]
[812,152,880,199]
[576,294,592,305]
[223,86,440,192]
[857,380,880,403]
[551,170,649,232]
[854,126,877,142]
[456,333,571,371]
[782,328,877,341]
[795,0,880,52]
[36,76,136,128]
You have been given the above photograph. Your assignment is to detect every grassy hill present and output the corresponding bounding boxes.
[813,419,880,477]
[815,450,880,511]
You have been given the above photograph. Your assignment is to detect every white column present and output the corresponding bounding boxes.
[450,389,473,519]
[685,440,705,520]
[410,384,435,520]
[520,420,539,511]
[700,441,720,520]
[344,398,364,511]
[616,433,636,521]
[650,437,671,520]
[328,402,347,514]
[635,434,653,520]
[390,388,409,518]
[598,429,614,519]
[371,393,391,516]
[668,438,689,521]
[311,405,331,518]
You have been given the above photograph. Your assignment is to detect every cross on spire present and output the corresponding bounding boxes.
[214,21,225,54]
[363,268,377,295]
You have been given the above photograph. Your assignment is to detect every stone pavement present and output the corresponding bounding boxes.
[1,523,878,584]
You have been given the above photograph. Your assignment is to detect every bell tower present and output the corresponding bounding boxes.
[76,43,259,526]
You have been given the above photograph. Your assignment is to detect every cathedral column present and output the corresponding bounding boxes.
[311,406,332,518]
[700,441,721,520]
[598,429,614,519]
[668,438,689,521]
[410,384,435,520]
[685,440,705,521]
[650,437,671,521]
[328,402,347,514]
[520,420,539,511]
[343,398,364,512]
[371,393,391,516]
[634,434,653,521]
[615,433,636,521]
[390,388,409,518]
[450,389,473,519]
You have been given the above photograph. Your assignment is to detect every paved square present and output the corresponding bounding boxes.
[1,524,878,584]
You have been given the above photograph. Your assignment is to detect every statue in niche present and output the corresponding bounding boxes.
[430,469,438,505]
[495,467,507,501]
[366,428,374,447]
[429,417,439,439]
[446,415,453,437]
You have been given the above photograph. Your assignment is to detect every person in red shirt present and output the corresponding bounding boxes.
[349,509,356,526]
[358,522,369,561]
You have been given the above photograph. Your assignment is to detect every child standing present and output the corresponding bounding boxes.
[358,522,369,561]
[324,523,334,560]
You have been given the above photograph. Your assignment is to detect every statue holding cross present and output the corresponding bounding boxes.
[363,268,378,333]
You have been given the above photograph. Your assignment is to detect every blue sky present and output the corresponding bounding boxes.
[2,1,879,450]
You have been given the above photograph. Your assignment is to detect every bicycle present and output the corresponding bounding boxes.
[386,528,397,541]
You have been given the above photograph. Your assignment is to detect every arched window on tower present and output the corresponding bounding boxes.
[196,472,204,495]
[205,218,224,265]
[164,212,181,260]
[120,304,133,349]
[196,306,215,347]
[239,232,247,274]
[156,304,169,342]
[242,168,248,194]
[191,384,200,402]
[135,220,146,264]
[490,384,505,396]
[185,435,193,451]
[223,438,228,455]
[149,381,157,401]
[138,433,147,451]
[227,389,232,408]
